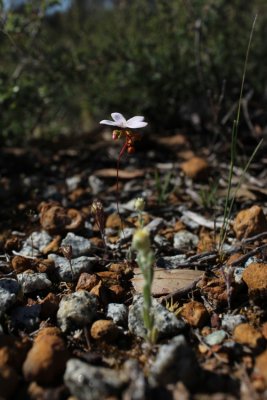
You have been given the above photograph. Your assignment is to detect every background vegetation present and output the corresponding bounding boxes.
[0,0,266,143]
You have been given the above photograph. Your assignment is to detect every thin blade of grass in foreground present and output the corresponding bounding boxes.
[219,14,259,254]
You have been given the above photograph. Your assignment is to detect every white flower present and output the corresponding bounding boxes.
[100,112,148,129]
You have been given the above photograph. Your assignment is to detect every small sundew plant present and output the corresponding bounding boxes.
[132,228,157,344]
[134,197,145,228]
[60,245,74,281]
[91,199,107,250]
[100,113,148,215]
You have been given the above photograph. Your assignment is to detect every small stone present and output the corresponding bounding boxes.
[109,263,132,275]
[17,271,52,293]
[221,314,247,333]
[119,227,135,241]
[4,236,21,252]
[128,295,186,340]
[180,301,209,328]
[96,271,121,284]
[173,230,198,250]
[90,319,119,342]
[233,205,267,240]
[27,382,69,400]
[204,330,227,346]
[197,271,238,308]
[244,256,259,267]
[144,218,164,234]
[122,360,146,400]
[106,213,124,229]
[42,235,61,254]
[36,258,55,274]
[109,284,125,301]
[89,280,107,300]
[242,262,267,301]
[76,273,100,291]
[107,303,128,326]
[262,322,267,340]
[57,290,98,332]
[180,156,209,180]
[154,234,170,247]
[0,365,19,399]
[25,230,53,253]
[233,323,264,348]
[233,267,245,284]
[49,254,94,282]
[36,326,62,339]
[90,236,105,248]
[23,332,69,385]
[61,232,92,257]
[88,175,105,195]
[66,175,81,192]
[156,254,187,269]
[0,278,20,317]
[40,202,84,234]
[254,350,267,388]
[11,304,41,331]
[16,242,40,257]
[39,293,59,319]
[11,255,36,273]
[0,335,30,371]
[148,335,200,389]
[64,358,128,400]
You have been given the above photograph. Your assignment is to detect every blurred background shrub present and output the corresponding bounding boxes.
[0,0,266,143]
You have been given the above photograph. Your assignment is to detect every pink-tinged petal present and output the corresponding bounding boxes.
[126,120,148,129]
[99,119,118,126]
[111,112,127,127]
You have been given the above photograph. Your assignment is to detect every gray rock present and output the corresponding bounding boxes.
[123,360,146,400]
[221,314,247,333]
[0,278,20,317]
[204,330,227,346]
[119,227,135,242]
[107,303,128,327]
[25,231,52,252]
[244,256,259,267]
[64,358,128,400]
[88,175,105,195]
[173,230,198,250]
[144,218,164,234]
[234,267,245,284]
[128,295,186,340]
[57,290,98,332]
[148,335,200,389]
[154,235,169,247]
[15,243,40,257]
[156,254,187,269]
[61,232,92,257]
[66,175,81,192]
[180,214,199,230]
[48,254,94,282]
[11,304,41,331]
[17,272,52,293]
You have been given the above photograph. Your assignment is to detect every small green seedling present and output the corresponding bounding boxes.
[132,228,157,344]
[154,169,173,205]
[199,178,219,209]
[134,197,145,228]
